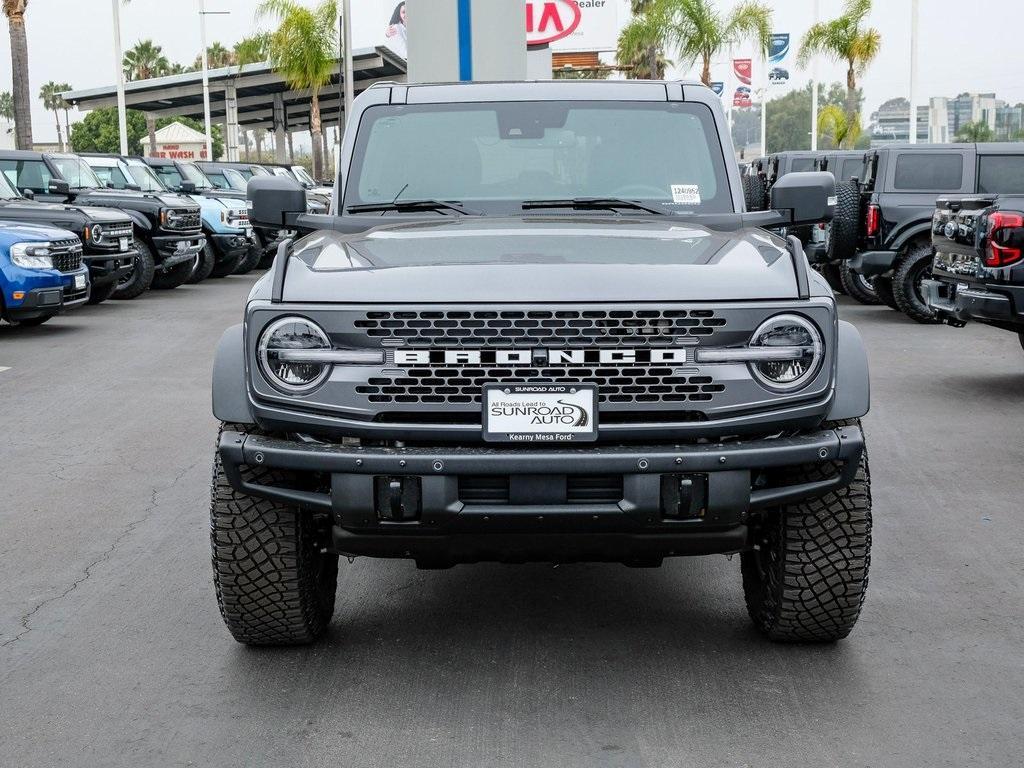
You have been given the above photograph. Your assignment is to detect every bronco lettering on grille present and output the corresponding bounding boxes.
[394,348,690,366]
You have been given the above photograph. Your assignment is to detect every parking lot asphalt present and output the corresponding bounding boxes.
[1,273,1022,768]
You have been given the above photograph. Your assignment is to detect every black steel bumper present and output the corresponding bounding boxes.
[210,232,251,259]
[84,250,136,285]
[151,234,206,270]
[848,250,896,277]
[218,425,865,564]
[923,278,1024,328]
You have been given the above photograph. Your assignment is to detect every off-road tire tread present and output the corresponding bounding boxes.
[210,423,338,645]
[838,261,880,305]
[872,275,899,310]
[188,243,216,284]
[741,420,872,643]
[113,238,155,300]
[742,173,767,212]
[828,181,861,261]
[86,280,118,305]
[234,244,262,275]
[893,242,941,323]
[209,251,244,278]
[151,257,195,290]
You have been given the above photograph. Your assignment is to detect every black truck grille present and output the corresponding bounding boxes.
[355,309,727,347]
[165,209,201,231]
[102,223,134,240]
[50,239,83,272]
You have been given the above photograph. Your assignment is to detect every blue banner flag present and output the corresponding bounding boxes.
[769,33,790,64]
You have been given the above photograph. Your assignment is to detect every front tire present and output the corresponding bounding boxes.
[234,243,262,275]
[113,239,155,300]
[893,242,941,324]
[188,243,217,284]
[838,262,880,305]
[741,428,872,643]
[151,256,196,290]
[209,251,244,278]
[210,424,339,645]
[87,280,118,305]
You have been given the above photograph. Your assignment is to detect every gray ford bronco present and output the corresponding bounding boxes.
[211,81,872,646]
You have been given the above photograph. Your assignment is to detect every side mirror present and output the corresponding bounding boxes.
[770,172,835,226]
[126,183,142,192]
[248,175,307,228]
[179,181,197,194]
[47,179,70,195]
[21,188,34,200]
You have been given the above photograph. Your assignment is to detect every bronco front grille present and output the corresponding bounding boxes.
[50,239,83,272]
[164,208,201,231]
[354,309,727,347]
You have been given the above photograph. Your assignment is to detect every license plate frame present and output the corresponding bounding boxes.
[119,237,129,252]
[483,383,599,443]
[74,274,86,290]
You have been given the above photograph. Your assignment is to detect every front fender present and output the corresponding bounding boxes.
[827,320,870,421]
[212,324,254,425]
[121,208,153,233]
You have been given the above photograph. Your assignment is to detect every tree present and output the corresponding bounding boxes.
[39,82,70,151]
[798,0,881,122]
[658,0,772,86]
[195,41,234,70]
[817,104,862,149]
[258,0,337,179]
[69,108,223,160]
[956,121,994,143]
[123,40,171,155]
[3,0,32,149]
[234,34,270,66]
[617,1,672,79]
[763,81,856,153]
[0,90,15,135]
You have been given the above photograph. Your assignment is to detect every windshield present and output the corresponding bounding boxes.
[50,155,104,189]
[344,101,731,214]
[125,160,167,192]
[293,166,317,186]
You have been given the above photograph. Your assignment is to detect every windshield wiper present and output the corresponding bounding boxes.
[347,199,480,215]
[522,197,668,215]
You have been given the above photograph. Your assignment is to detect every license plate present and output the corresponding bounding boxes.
[483,384,598,443]
[74,274,86,290]
[245,227,253,238]
[175,240,190,254]
[119,237,129,252]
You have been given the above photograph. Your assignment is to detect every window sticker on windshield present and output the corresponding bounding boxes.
[671,184,701,205]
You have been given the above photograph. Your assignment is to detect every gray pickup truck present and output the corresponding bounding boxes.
[210,80,872,646]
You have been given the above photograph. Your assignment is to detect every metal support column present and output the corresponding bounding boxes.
[273,93,287,164]
[224,81,240,161]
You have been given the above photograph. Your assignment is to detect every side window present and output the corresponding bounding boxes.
[156,167,184,188]
[790,158,815,172]
[893,153,963,191]
[840,158,864,182]
[0,159,53,193]
[92,166,129,189]
[206,171,228,189]
[977,156,1024,194]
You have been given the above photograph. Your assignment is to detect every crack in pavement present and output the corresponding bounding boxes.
[1,459,202,649]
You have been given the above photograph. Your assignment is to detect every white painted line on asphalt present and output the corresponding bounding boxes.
[0,367,10,373]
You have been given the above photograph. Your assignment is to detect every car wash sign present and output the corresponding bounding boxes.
[526,0,618,52]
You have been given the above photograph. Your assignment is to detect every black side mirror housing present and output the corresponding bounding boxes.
[21,189,34,200]
[126,183,142,192]
[179,181,197,194]
[48,179,70,195]
[248,175,307,228]
[770,172,835,226]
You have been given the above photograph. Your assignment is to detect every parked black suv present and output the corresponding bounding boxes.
[0,151,205,298]
[924,194,1024,353]
[830,143,1024,320]
[0,162,134,305]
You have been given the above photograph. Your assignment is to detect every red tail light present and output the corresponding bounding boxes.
[984,211,1024,268]
[865,204,880,237]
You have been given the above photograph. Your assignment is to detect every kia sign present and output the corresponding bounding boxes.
[527,0,619,53]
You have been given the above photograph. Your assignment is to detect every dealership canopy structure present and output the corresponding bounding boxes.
[62,46,407,162]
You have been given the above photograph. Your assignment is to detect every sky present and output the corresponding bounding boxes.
[1,0,1022,145]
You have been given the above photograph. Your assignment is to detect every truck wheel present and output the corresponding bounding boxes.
[209,251,244,278]
[838,262,880,305]
[234,244,262,275]
[151,257,196,290]
[741,428,872,642]
[893,243,941,324]
[871,275,899,310]
[742,173,767,212]
[87,280,118,305]
[187,243,216,284]
[828,181,860,261]
[113,239,155,300]
[210,424,338,645]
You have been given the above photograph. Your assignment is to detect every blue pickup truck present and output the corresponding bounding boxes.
[0,222,90,326]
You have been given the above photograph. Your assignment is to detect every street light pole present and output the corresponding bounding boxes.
[908,0,920,144]
[810,0,820,151]
[111,0,128,156]
[199,0,213,161]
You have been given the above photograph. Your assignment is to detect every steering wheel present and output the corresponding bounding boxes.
[609,184,670,199]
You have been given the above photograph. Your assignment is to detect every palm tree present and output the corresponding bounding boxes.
[234,34,270,66]
[3,0,32,149]
[817,104,861,149]
[0,90,14,136]
[617,1,672,79]
[798,0,881,121]
[39,82,70,151]
[956,121,994,143]
[124,39,171,155]
[653,0,773,86]
[194,41,234,71]
[258,0,337,179]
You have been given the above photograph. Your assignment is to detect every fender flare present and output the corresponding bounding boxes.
[827,320,870,421]
[889,221,933,252]
[212,324,255,425]
[121,208,153,233]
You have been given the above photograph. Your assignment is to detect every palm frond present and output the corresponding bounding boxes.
[723,2,772,57]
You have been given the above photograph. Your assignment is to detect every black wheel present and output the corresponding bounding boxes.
[872,275,899,311]
[838,261,880,305]
[151,256,196,290]
[234,243,262,275]
[188,243,217,284]
[210,423,338,645]
[828,181,861,261]
[86,280,118,305]
[254,230,276,269]
[741,422,872,643]
[209,250,244,278]
[893,242,941,324]
[113,238,155,300]
[820,263,846,295]
[742,173,767,212]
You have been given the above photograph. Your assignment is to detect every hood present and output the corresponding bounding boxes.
[0,221,78,245]
[281,217,798,304]
[76,189,197,210]
[0,199,131,224]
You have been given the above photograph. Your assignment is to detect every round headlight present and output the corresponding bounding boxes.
[257,317,332,393]
[91,224,104,242]
[748,314,823,391]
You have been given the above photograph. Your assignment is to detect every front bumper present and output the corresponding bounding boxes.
[218,424,865,564]
[210,232,251,260]
[848,250,896,277]
[84,249,136,285]
[151,234,206,270]
[923,278,1024,328]
[4,267,89,320]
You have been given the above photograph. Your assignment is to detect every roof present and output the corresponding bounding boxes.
[62,47,407,132]
[154,121,208,144]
